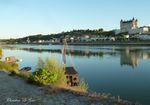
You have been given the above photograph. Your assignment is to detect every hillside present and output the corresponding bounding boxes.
[1,29,115,44]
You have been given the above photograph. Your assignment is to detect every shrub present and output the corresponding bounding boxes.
[28,58,66,86]
[28,68,58,85]
[28,57,88,93]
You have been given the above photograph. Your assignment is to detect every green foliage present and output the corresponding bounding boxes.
[115,36,128,41]
[118,32,128,35]
[27,57,88,92]
[0,61,19,74]
[14,29,116,43]
[28,58,66,86]
[28,68,58,85]
[0,48,3,57]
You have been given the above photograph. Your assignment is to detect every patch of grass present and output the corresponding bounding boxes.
[18,70,31,78]
[65,79,88,93]
[0,61,19,74]
[78,79,88,92]
[0,48,3,58]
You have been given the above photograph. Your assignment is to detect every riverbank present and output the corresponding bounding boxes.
[0,71,140,105]
[52,41,150,46]
[1,40,150,46]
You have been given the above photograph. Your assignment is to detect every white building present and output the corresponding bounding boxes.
[80,35,90,42]
[133,34,150,40]
[115,18,150,35]
[129,26,149,34]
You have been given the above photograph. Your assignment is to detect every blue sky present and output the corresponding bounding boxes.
[0,0,150,39]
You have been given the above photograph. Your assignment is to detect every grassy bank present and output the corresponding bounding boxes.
[0,57,141,104]
[27,57,88,93]
[0,56,88,93]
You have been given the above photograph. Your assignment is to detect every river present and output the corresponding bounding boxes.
[2,44,150,105]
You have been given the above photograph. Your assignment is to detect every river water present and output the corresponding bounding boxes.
[2,44,150,105]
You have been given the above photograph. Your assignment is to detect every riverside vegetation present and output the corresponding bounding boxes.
[0,61,19,74]
[0,48,19,74]
[27,57,88,92]
[0,48,2,58]
[0,48,88,93]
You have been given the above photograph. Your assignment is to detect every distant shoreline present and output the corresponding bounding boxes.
[51,41,150,46]
[2,40,150,46]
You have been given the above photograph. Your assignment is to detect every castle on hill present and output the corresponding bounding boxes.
[115,17,150,35]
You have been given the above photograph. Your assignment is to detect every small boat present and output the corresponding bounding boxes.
[20,67,31,71]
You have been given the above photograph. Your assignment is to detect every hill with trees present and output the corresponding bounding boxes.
[14,29,115,43]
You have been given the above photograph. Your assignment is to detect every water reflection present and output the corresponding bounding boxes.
[120,47,138,68]
[3,45,150,68]
[3,46,106,58]
[120,47,150,67]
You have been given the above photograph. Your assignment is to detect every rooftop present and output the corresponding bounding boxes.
[121,17,138,23]
[65,67,78,75]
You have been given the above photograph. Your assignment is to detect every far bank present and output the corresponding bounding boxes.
[51,41,150,46]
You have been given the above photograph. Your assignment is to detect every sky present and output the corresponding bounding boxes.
[0,0,150,39]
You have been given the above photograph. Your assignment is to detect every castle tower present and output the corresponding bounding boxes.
[132,18,138,29]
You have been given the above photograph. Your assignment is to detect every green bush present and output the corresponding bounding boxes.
[28,58,66,86]
[27,57,88,92]
[28,68,58,85]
